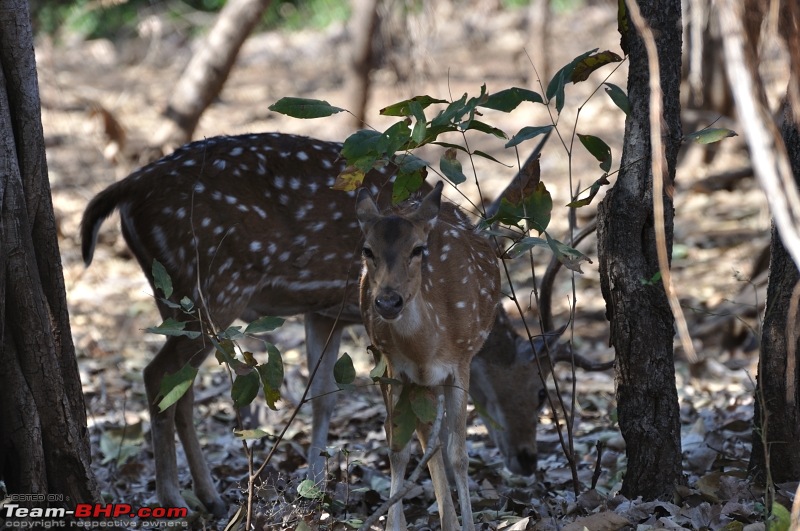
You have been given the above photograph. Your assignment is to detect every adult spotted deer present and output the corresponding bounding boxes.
[81,132,607,516]
[357,181,499,530]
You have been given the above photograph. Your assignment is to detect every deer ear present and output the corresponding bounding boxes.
[411,181,443,229]
[356,187,380,233]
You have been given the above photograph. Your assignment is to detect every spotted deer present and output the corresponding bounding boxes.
[80,132,607,516]
[357,181,499,530]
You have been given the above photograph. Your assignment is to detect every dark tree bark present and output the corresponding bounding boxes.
[154,0,272,150]
[750,100,800,483]
[596,0,683,500]
[0,0,99,506]
[345,0,381,128]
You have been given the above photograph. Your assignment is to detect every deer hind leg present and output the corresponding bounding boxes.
[304,312,345,484]
[416,391,459,531]
[443,382,475,531]
[144,334,225,515]
[174,384,226,516]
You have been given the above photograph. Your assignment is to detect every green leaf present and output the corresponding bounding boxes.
[390,386,417,452]
[472,150,510,166]
[392,170,425,204]
[570,50,623,82]
[440,148,466,185]
[546,49,597,113]
[244,316,285,334]
[221,325,245,341]
[409,99,427,144]
[334,353,356,389]
[506,125,554,149]
[296,479,325,500]
[463,119,507,139]
[504,236,549,259]
[146,318,201,339]
[256,343,284,410]
[152,259,173,299]
[212,337,238,365]
[179,297,194,312]
[268,97,345,118]
[479,87,544,112]
[380,95,448,117]
[488,181,552,233]
[342,130,383,172]
[566,174,611,208]
[683,128,738,145]
[431,93,468,129]
[546,232,592,274]
[157,364,198,412]
[409,387,436,424]
[578,134,612,173]
[231,370,260,408]
[369,352,387,381]
[604,82,630,115]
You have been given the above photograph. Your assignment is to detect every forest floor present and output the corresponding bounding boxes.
[38,2,796,529]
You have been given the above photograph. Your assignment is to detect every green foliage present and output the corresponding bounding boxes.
[334,353,356,390]
[146,260,288,414]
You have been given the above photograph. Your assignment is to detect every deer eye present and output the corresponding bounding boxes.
[411,245,426,258]
[362,247,374,260]
[537,388,547,408]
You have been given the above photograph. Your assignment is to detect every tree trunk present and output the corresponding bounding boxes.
[154,0,272,151]
[0,0,99,506]
[750,100,800,483]
[596,0,683,500]
[345,0,381,128]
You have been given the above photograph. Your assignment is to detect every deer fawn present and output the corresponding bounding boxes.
[81,132,606,516]
[357,181,499,530]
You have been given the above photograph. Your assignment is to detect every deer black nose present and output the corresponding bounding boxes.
[375,291,403,320]
[516,449,537,476]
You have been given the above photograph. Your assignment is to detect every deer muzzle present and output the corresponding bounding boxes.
[374,290,404,320]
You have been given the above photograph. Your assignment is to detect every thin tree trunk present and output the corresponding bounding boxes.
[346,0,381,128]
[154,0,272,150]
[750,99,800,484]
[0,0,99,506]
[596,0,683,500]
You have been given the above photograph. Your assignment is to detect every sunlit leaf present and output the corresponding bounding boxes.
[333,166,366,191]
[157,363,198,412]
[571,50,623,82]
[684,128,738,145]
[234,428,271,440]
[370,352,388,381]
[268,97,345,118]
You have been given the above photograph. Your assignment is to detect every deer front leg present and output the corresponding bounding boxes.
[416,389,459,531]
[304,313,344,484]
[381,382,410,531]
[444,381,475,531]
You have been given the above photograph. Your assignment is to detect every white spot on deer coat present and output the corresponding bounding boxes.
[253,205,267,219]
[183,159,196,167]
[297,151,309,161]
[274,176,285,189]
[193,182,205,194]
[289,177,301,190]
[214,159,226,170]
[250,241,263,252]
[225,195,237,205]
[278,251,291,262]
[176,207,186,219]
[230,147,243,156]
